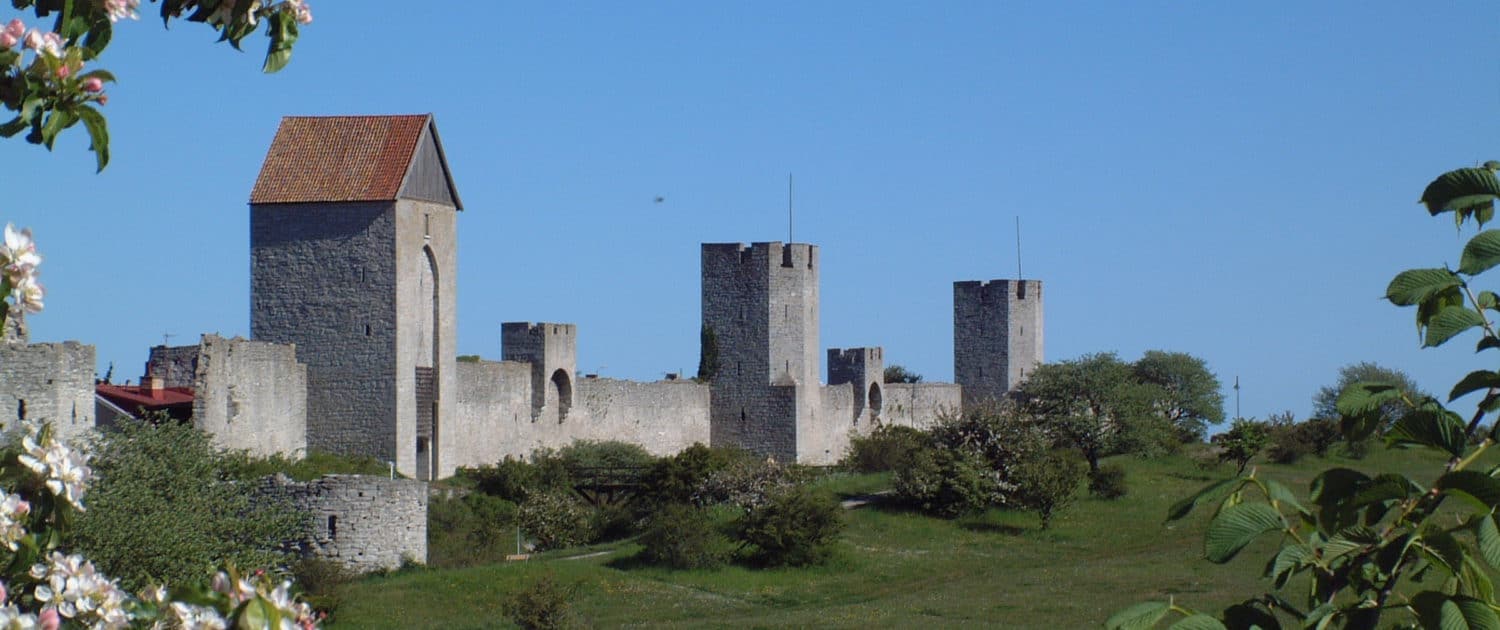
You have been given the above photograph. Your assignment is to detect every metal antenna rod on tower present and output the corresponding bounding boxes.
[1015,216,1023,280]
[788,173,794,244]
[1234,376,1241,420]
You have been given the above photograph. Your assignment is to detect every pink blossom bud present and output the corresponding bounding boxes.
[4,20,23,39]
[55,66,68,79]
[97,94,108,106]
[82,77,103,92]
[0,581,7,602]
[22,30,41,50]
[38,608,59,630]
[0,33,16,49]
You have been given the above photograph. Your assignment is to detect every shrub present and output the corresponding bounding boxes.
[1012,450,1085,529]
[73,418,307,592]
[465,455,569,504]
[638,443,749,508]
[1211,418,1267,474]
[736,485,844,567]
[695,454,795,511]
[504,572,582,630]
[518,490,594,551]
[1088,463,1128,500]
[555,440,656,470]
[636,502,727,570]
[428,492,519,568]
[291,557,357,621]
[892,444,996,518]
[841,424,929,473]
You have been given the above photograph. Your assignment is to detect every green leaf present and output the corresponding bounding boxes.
[75,105,108,172]
[1312,468,1372,504]
[1462,231,1500,275]
[261,11,298,73]
[1422,530,1467,576]
[1106,601,1171,630]
[1460,553,1496,602]
[1348,473,1422,507]
[1220,603,1281,630]
[1386,407,1467,457]
[1426,306,1487,348]
[1479,337,1500,353]
[1477,515,1500,569]
[1266,543,1312,588]
[1453,596,1500,630]
[1437,470,1500,510]
[1167,478,1242,522]
[1388,268,1462,307]
[1420,286,1468,342]
[1322,527,1380,560]
[1205,502,1285,564]
[1422,167,1500,216]
[1167,615,1226,630]
[1261,479,1310,516]
[1336,383,1404,418]
[1451,371,1500,402]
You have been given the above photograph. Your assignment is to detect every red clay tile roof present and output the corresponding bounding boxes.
[95,384,195,409]
[250,114,435,205]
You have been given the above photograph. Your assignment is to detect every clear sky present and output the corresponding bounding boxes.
[3,2,1499,430]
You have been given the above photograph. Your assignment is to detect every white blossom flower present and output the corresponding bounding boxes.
[7,275,42,315]
[102,0,140,22]
[167,601,226,630]
[0,224,41,280]
[18,426,91,511]
[0,493,30,551]
[0,603,36,630]
[279,0,312,25]
[30,552,129,629]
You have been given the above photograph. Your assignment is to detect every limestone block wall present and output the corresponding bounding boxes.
[144,344,200,387]
[954,279,1043,409]
[810,383,862,464]
[191,335,307,457]
[449,359,531,472]
[261,474,427,573]
[882,382,962,429]
[0,342,95,440]
[251,202,399,463]
[574,377,709,455]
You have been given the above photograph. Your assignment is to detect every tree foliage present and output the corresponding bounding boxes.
[2,0,311,171]
[1016,353,1168,471]
[1311,361,1428,425]
[73,417,307,592]
[883,364,922,384]
[1210,418,1268,475]
[1133,350,1225,441]
[696,324,719,382]
[1111,162,1500,629]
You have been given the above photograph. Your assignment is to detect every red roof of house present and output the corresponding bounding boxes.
[249,114,448,205]
[95,384,195,409]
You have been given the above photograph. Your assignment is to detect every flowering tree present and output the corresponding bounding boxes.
[1,0,313,172]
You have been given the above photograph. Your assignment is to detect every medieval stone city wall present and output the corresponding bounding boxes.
[449,359,532,470]
[144,344,200,388]
[260,474,427,573]
[882,382,962,428]
[191,335,307,457]
[0,341,95,440]
[574,376,710,455]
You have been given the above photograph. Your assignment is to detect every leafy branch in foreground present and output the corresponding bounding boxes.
[1109,162,1500,630]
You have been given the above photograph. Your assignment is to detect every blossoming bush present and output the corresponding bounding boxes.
[2,0,313,171]
[0,224,320,628]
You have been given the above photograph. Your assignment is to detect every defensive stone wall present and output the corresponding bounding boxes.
[882,382,962,428]
[260,474,427,573]
[144,344,200,388]
[574,376,709,455]
[0,341,95,440]
[449,359,531,471]
[191,335,307,457]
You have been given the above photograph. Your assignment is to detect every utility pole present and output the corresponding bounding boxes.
[1234,376,1241,420]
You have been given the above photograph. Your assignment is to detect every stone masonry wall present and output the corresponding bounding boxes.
[574,377,709,455]
[954,279,1043,409]
[251,201,399,463]
[0,342,95,441]
[191,335,307,458]
[260,474,427,573]
[144,345,200,387]
[882,382,962,429]
[449,359,531,470]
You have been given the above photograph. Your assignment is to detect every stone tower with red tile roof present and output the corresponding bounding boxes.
[249,114,461,480]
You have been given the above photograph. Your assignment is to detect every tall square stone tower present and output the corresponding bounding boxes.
[501,322,577,424]
[953,279,1043,408]
[249,114,462,480]
[701,242,820,462]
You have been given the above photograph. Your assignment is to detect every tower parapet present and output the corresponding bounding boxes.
[501,322,577,423]
[828,347,884,425]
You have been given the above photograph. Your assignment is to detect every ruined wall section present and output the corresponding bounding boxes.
[883,382,962,429]
[574,377,709,455]
[251,202,399,464]
[144,345,200,388]
[954,279,1043,409]
[260,474,427,573]
[191,335,307,458]
[0,342,94,440]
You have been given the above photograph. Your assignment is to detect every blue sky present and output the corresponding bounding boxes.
[3,2,1499,428]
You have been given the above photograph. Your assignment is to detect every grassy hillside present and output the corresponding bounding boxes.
[330,446,1474,628]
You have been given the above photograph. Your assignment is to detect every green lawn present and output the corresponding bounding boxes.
[330,446,1477,628]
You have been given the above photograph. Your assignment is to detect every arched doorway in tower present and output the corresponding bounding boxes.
[550,368,572,422]
[414,245,440,480]
[868,382,883,424]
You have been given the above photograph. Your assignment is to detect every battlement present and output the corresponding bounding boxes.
[954,278,1041,301]
[701,242,817,271]
[501,322,576,341]
[827,347,882,385]
[500,322,578,423]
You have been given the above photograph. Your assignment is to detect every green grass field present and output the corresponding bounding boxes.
[330,446,1475,628]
